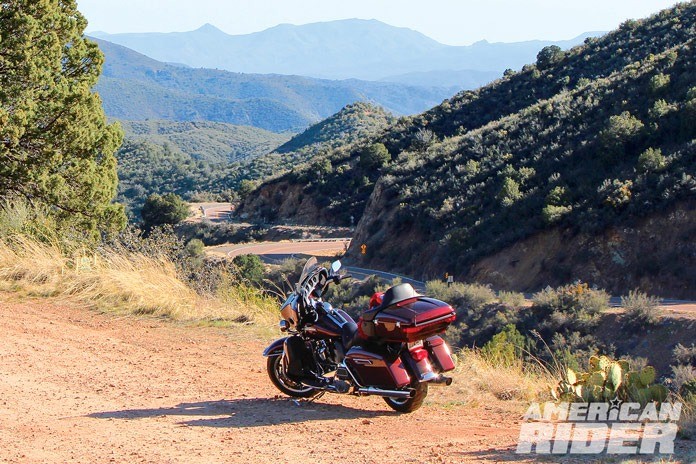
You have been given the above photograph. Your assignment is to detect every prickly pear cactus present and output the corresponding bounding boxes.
[554,355,669,405]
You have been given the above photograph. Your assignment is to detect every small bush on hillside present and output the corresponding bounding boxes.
[536,45,565,70]
[637,147,667,173]
[674,343,696,366]
[649,72,671,93]
[542,204,572,224]
[598,178,633,208]
[359,143,390,169]
[498,177,523,206]
[621,289,662,327]
[141,193,189,230]
[425,280,496,313]
[498,291,527,308]
[481,324,528,368]
[232,254,265,286]
[532,282,609,332]
[672,364,696,391]
[599,111,644,157]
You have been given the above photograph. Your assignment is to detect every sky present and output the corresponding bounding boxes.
[77,0,680,45]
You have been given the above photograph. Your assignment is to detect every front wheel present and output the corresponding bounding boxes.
[383,382,428,413]
[266,355,318,398]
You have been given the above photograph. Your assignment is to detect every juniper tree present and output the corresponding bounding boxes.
[0,0,125,238]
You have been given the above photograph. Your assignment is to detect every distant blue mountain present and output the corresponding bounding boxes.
[93,38,456,132]
[91,19,599,86]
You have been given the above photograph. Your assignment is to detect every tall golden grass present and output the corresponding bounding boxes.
[452,348,554,403]
[0,234,276,325]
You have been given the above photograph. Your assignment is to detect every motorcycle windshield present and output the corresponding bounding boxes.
[298,257,318,286]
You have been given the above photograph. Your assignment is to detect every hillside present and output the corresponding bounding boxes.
[119,120,290,164]
[275,102,394,155]
[117,103,393,219]
[239,3,696,297]
[91,20,592,87]
[93,38,454,132]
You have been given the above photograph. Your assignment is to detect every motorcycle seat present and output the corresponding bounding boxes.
[361,283,420,322]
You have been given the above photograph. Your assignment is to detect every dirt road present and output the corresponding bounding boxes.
[0,298,522,463]
[208,240,350,261]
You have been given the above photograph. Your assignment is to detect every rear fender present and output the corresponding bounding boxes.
[263,337,289,357]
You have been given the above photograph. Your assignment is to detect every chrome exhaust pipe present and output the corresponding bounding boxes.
[429,374,453,386]
[357,387,414,399]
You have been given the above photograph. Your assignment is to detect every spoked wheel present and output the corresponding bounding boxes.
[383,382,428,413]
[266,355,318,398]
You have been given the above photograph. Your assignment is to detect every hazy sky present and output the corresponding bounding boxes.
[77,0,680,45]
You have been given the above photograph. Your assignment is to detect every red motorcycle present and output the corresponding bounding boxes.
[263,257,456,412]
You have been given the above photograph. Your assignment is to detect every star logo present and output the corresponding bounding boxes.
[609,396,622,411]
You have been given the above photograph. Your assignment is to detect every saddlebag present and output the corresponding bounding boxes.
[344,347,411,389]
[283,336,316,380]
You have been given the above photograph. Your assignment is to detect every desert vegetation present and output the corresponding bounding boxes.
[0,202,276,326]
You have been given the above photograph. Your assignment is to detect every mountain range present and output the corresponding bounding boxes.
[93,38,455,132]
[91,19,597,88]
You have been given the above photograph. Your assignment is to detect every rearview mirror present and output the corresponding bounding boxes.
[331,260,342,273]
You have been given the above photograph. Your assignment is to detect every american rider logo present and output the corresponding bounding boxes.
[516,401,681,454]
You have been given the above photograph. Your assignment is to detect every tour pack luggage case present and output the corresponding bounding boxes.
[359,283,456,343]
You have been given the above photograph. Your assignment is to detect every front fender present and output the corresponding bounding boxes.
[263,337,289,357]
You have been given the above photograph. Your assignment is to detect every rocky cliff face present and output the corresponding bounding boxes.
[236,179,338,226]
[468,200,696,298]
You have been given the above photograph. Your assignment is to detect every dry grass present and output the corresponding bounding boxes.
[427,348,554,410]
[0,234,277,326]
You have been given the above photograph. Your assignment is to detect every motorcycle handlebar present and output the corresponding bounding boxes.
[333,273,352,283]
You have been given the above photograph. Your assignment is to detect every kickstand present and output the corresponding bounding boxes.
[306,391,325,404]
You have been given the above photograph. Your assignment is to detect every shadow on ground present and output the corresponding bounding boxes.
[88,397,396,428]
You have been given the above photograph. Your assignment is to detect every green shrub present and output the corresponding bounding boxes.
[649,73,671,93]
[498,177,523,206]
[232,254,265,286]
[673,343,696,365]
[599,111,644,157]
[532,282,609,332]
[621,289,662,327]
[536,45,565,70]
[141,193,189,230]
[498,291,527,308]
[359,143,390,169]
[637,147,667,172]
[481,324,528,368]
[425,280,496,313]
[542,204,572,224]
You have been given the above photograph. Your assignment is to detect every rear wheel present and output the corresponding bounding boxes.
[266,355,317,398]
[383,382,428,413]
